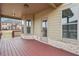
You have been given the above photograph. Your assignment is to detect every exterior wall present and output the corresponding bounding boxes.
[34,3,79,44]
[34,6,62,42]
[34,8,53,37]
[48,7,62,41]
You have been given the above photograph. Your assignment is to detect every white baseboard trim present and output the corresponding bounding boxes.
[21,34,34,39]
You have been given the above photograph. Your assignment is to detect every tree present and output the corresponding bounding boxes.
[62,8,74,38]
[62,8,74,23]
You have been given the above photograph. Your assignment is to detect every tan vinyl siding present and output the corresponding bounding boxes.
[48,8,62,40]
[34,8,53,37]
[33,3,79,42]
[34,7,62,41]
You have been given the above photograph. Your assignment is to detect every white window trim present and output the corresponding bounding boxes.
[61,6,78,41]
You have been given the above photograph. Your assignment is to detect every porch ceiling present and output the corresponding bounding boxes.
[0,3,62,19]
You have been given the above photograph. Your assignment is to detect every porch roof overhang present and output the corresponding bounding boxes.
[0,3,62,20]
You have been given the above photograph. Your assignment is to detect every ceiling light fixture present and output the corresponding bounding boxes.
[24,4,29,8]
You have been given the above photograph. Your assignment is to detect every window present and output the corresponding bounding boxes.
[26,20,31,34]
[42,20,47,37]
[62,8,77,39]
[42,20,47,28]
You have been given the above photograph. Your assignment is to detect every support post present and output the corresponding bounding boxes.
[24,20,27,34]
[0,17,2,39]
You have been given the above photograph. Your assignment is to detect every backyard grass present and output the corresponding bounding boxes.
[1,30,21,39]
[2,30,12,39]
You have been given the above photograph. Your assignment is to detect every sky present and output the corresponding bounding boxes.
[1,17,22,25]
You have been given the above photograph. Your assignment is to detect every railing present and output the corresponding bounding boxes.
[12,30,21,38]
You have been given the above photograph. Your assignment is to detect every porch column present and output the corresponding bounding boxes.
[24,20,27,34]
[78,15,79,41]
[0,4,2,39]
[0,17,1,31]
[0,4,1,31]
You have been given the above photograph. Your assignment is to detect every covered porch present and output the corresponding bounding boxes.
[0,3,79,56]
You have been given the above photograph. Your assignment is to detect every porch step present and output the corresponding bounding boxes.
[21,34,35,40]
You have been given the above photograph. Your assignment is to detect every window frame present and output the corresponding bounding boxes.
[62,8,78,40]
[41,18,48,37]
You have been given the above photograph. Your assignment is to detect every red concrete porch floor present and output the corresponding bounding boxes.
[0,37,78,56]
